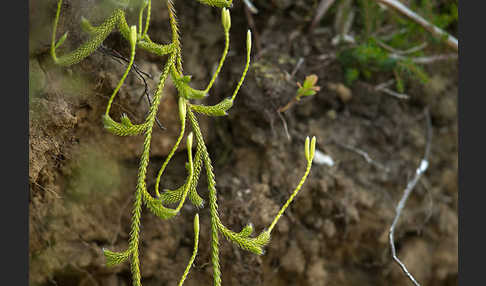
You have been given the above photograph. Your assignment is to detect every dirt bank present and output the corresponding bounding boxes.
[29,1,457,285]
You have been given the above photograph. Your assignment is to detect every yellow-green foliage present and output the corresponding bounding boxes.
[51,1,316,285]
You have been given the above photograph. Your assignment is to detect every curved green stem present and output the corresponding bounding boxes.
[204,21,229,93]
[155,98,187,197]
[50,0,63,63]
[168,0,183,74]
[267,159,313,233]
[106,25,137,116]
[159,141,204,207]
[138,1,148,38]
[230,30,252,101]
[143,0,152,38]
[177,214,200,286]
[171,133,194,214]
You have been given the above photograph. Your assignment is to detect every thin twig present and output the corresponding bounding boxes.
[310,0,337,32]
[277,97,298,113]
[98,46,151,103]
[335,142,390,172]
[375,80,410,100]
[388,108,432,286]
[379,88,410,100]
[242,0,258,14]
[375,0,458,51]
[276,110,291,141]
[290,58,304,78]
[285,57,304,81]
[100,45,152,79]
[376,40,427,55]
[31,180,62,199]
[377,28,408,41]
[390,53,458,64]
[331,0,355,45]
[98,45,166,130]
[375,79,396,90]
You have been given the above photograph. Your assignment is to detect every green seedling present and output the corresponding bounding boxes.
[297,74,321,99]
[279,74,320,112]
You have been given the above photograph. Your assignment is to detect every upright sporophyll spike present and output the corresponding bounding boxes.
[221,8,231,31]
[305,136,310,161]
[186,132,194,151]
[129,25,137,46]
[178,97,187,121]
[304,136,317,162]
[246,30,252,52]
[310,136,317,161]
[177,213,200,286]
[204,7,232,93]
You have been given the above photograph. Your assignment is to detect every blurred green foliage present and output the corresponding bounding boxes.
[337,0,457,90]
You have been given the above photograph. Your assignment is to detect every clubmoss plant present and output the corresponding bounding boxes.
[51,1,316,285]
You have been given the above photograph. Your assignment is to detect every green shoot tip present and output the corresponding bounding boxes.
[222,8,231,31]
[246,30,252,52]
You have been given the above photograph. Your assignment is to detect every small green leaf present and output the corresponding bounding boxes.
[239,223,254,237]
[305,74,318,86]
[120,113,133,127]
[103,248,130,266]
[302,90,316,97]
[55,32,68,49]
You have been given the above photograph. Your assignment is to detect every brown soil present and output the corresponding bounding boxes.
[29,1,457,286]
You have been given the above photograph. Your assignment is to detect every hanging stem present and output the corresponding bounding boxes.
[187,109,222,286]
[128,53,175,286]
